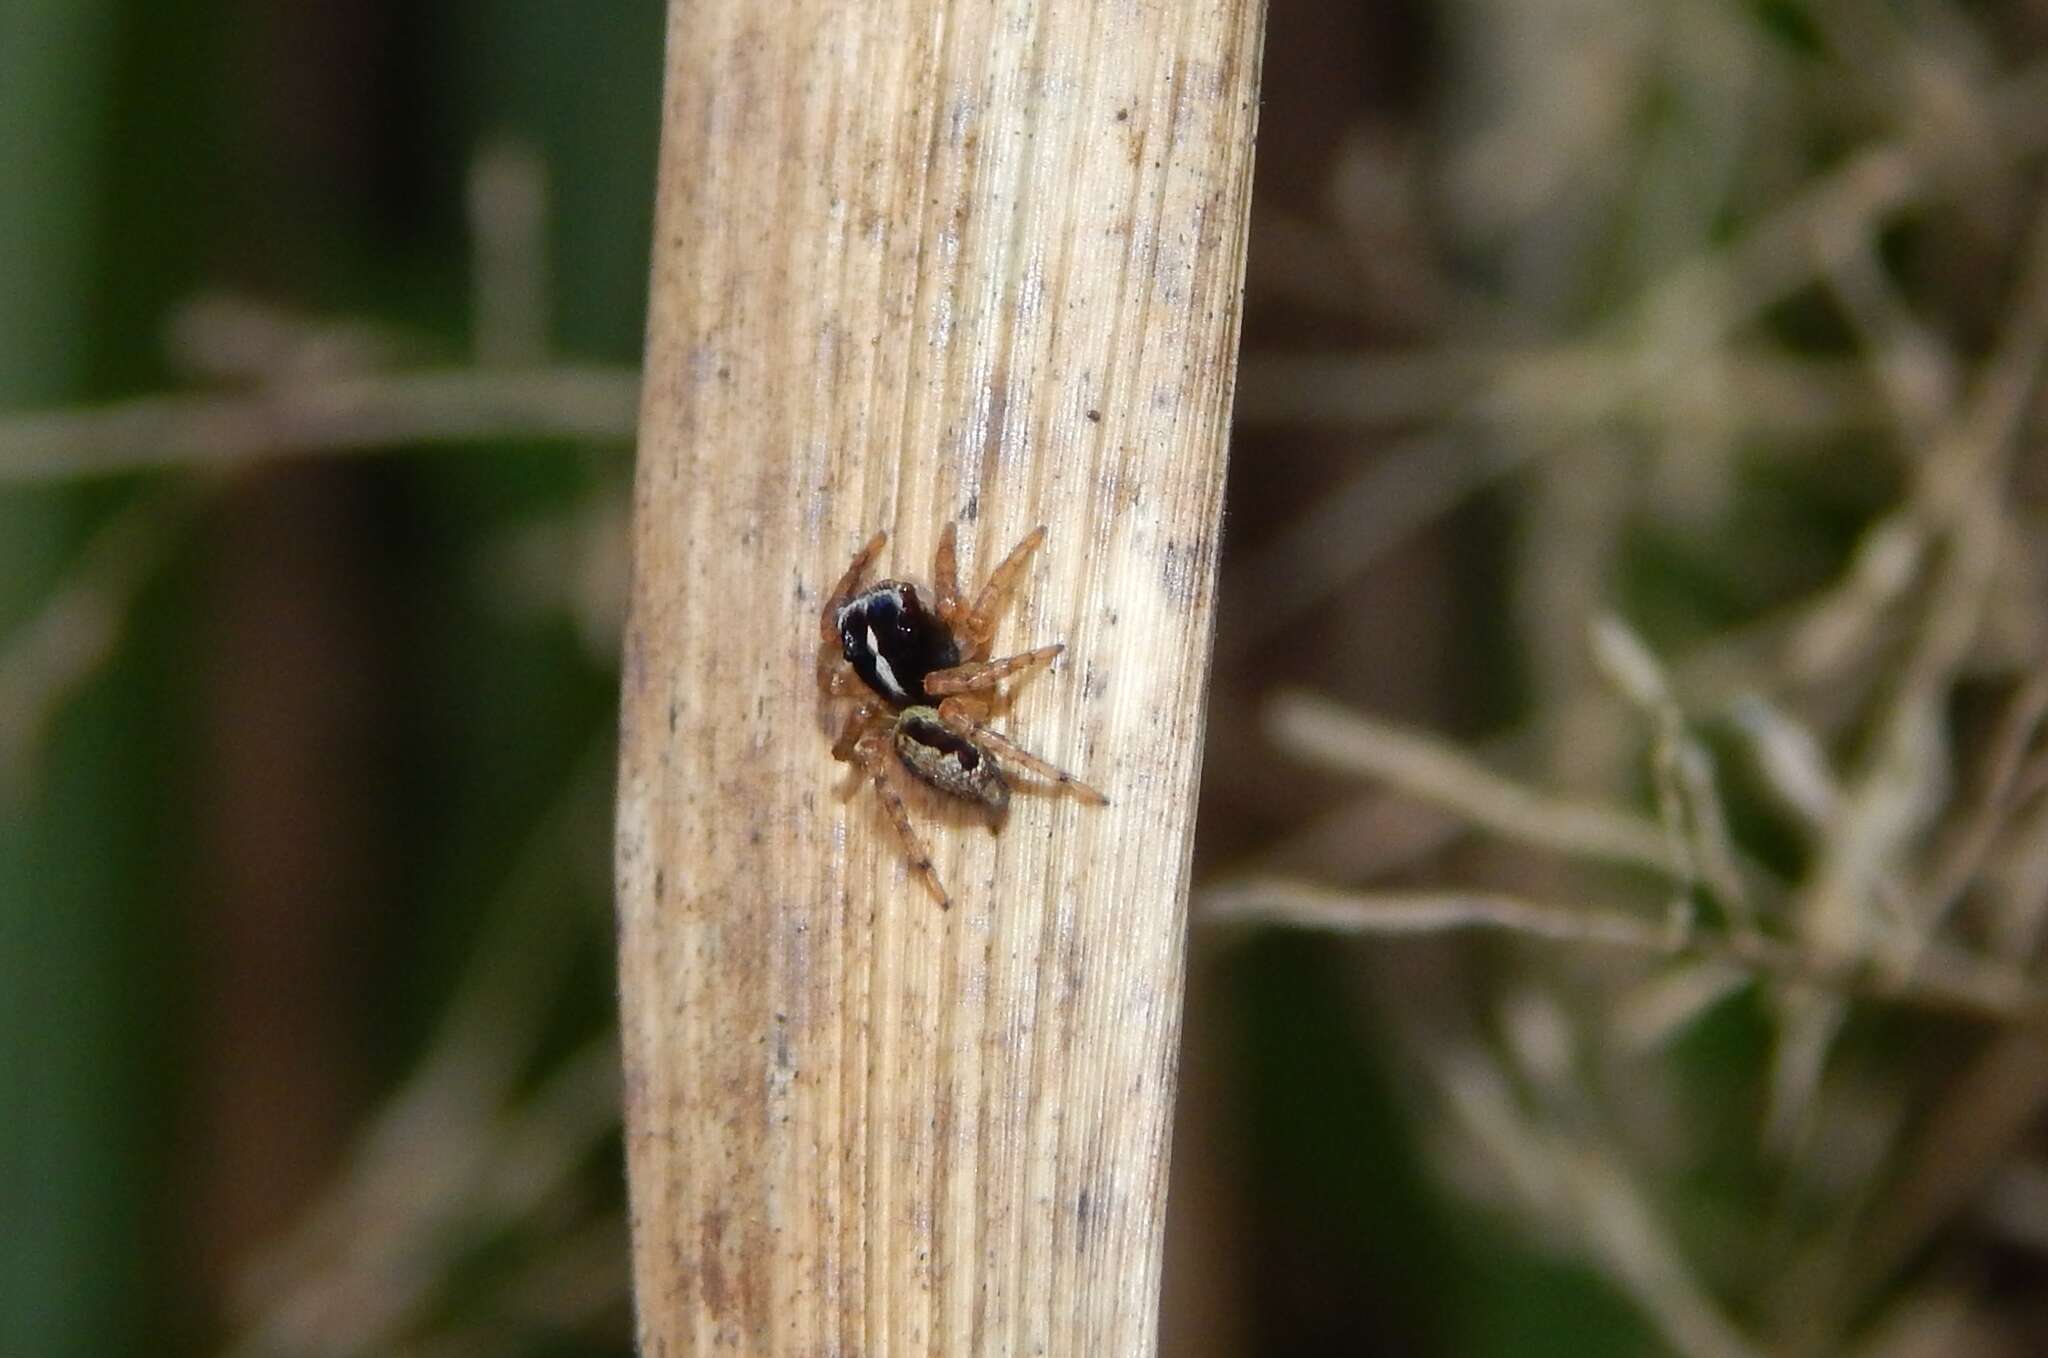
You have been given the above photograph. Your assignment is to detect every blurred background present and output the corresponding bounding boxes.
[8,1,2048,1354]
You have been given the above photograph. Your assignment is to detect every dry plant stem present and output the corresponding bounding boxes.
[1435,1048,1766,1358]
[1247,552,1901,884]
[1222,59,2048,660]
[1766,197,2048,1142]
[0,365,640,481]
[1231,348,1883,434]
[1,487,199,785]
[1813,229,1956,447]
[468,140,552,369]
[1913,676,2048,933]
[1808,193,2048,1300]
[1201,881,2046,1026]
[1823,1027,2048,1340]
[1265,689,1680,875]
[1803,197,2048,963]
[1589,615,1753,931]
[613,2,1261,1354]
[227,742,616,1356]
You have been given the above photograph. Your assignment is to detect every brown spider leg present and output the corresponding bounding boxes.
[818,529,888,691]
[934,697,1109,805]
[933,522,964,626]
[819,529,888,645]
[831,700,887,761]
[959,524,1047,659]
[923,644,1064,695]
[852,724,952,909]
[822,529,888,625]
[819,656,879,700]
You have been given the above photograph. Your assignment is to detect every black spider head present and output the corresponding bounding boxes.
[836,581,962,708]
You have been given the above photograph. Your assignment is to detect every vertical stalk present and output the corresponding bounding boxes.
[615,1,1263,1352]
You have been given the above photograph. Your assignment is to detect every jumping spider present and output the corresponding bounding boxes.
[818,523,1108,909]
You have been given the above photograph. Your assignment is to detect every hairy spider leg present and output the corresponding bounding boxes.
[852,724,952,909]
[831,701,888,762]
[935,696,1109,805]
[923,644,1065,695]
[959,524,1048,659]
[817,529,888,692]
[933,522,964,624]
[822,663,875,700]
[819,529,888,645]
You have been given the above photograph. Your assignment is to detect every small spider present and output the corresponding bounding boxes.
[817,522,1108,909]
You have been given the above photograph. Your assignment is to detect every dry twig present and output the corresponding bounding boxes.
[0,366,639,482]
[613,2,1262,1353]
[1202,880,2045,1024]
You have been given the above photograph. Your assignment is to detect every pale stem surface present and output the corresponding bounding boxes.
[614,2,1263,1354]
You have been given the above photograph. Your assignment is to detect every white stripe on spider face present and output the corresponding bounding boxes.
[867,627,909,701]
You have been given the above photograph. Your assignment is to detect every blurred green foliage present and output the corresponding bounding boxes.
[3,2,658,1354]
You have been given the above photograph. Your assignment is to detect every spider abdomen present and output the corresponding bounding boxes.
[895,708,1009,815]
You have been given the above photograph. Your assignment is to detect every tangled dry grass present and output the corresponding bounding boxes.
[1195,4,2048,1353]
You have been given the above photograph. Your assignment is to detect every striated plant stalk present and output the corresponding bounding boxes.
[613,1,1263,1353]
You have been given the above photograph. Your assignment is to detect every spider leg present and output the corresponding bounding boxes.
[933,522,964,626]
[818,529,888,692]
[936,690,991,721]
[819,529,887,647]
[924,644,1064,695]
[831,700,887,762]
[960,524,1047,659]
[853,724,951,909]
[822,655,877,698]
[935,697,1109,805]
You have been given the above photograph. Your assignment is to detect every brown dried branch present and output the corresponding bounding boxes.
[1265,688,1680,874]
[0,366,639,482]
[1202,879,2046,1024]
[0,488,200,787]
[613,2,1262,1354]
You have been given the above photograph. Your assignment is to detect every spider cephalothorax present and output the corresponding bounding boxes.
[834,581,960,708]
[817,523,1107,908]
